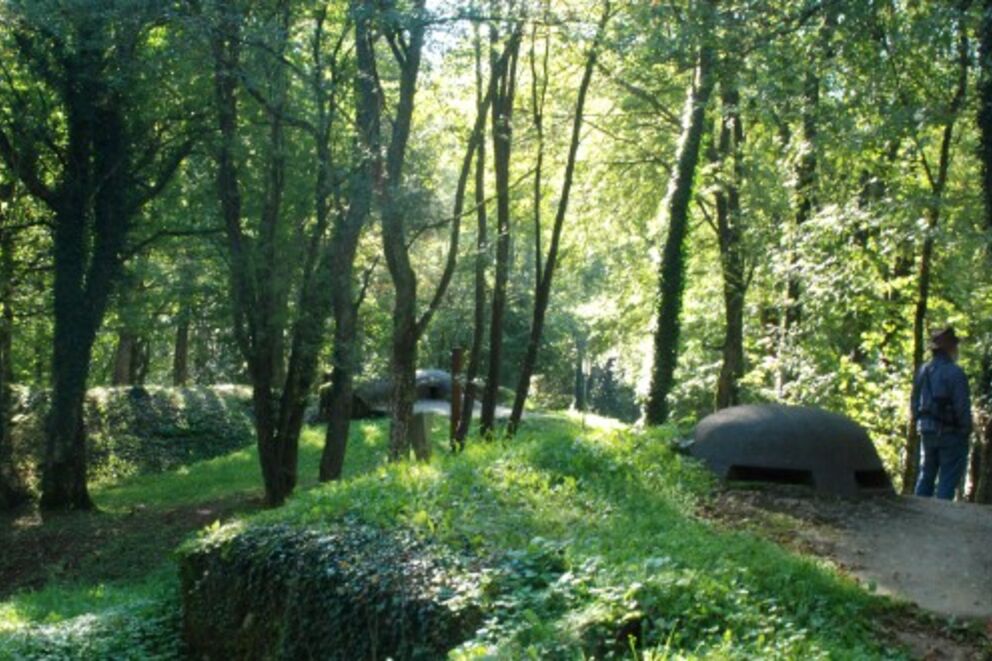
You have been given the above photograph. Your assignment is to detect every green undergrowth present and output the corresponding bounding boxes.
[0,421,391,660]
[186,414,905,659]
[1,413,908,659]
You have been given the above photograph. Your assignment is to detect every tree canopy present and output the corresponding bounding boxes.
[0,0,991,507]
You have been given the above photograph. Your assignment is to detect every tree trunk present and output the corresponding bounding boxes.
[42,209,98,510]
[480,30,521,437]
[320,293,360,481]
[902,12,969,492]
[713,84,746,410]
[784,70,819,332]
[508,3,609,436]
[173,308,190,386]
[979,0,992,237]
[644,38,715,426]
[112,332,134,386]
[381,2,496,458]
[210,0,295,507]
[573,334,588,412]
[319,3,379,480]
[41,75,130,510]
[379,1,428,461]
[455,24,490,447]
[974,418,992,503]
[0,185,29,509]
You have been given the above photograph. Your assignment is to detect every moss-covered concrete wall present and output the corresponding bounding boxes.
[9,385,254,493]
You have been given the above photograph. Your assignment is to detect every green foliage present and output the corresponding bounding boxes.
[0,570,182,661]
[8,385,254,494]
[178,416,903,658]
[181,521,484,660]
[0,422,388,658]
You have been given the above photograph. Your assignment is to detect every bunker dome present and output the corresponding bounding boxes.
[691,404,893,497]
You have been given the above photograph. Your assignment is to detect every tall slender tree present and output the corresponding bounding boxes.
[381,2,508,460]
[480,20,522,437]
[712,77,747,410]
[644,4,716,426]
[901,3,971,491]
[320,1,380,481]
[455,21,491,447]
[508,0,611,436]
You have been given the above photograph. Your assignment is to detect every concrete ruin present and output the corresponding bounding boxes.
[691,404,893,497]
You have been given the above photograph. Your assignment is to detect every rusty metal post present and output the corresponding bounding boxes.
[450,347,464,446]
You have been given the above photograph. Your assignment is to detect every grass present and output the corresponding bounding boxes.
[192,415,907,659]
[1,413,913,659]
[0,421,391,660]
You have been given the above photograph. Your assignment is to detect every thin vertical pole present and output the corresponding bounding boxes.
[450,347,464,448]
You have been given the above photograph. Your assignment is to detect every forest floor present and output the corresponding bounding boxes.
[2,416,990,658]
[701,486,992,659]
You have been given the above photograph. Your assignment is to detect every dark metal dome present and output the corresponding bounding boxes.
[691,404,893,497]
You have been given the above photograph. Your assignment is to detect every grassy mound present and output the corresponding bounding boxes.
[9,385,254,491]
[179,415,901,659]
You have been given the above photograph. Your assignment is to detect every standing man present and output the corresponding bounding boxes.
[910,327,972,500]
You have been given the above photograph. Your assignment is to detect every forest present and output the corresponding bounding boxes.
[1,0,992,658]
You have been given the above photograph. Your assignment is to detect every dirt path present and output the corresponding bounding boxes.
[702,488,992,659]
[706,489,992,618]
[834,496,992,619]
[0,496,261,598]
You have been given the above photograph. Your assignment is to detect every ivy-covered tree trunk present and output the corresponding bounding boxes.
[783,75,818,332]
[644,39,715,426]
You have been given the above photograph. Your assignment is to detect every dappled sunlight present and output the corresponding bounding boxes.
[182,417,898,657]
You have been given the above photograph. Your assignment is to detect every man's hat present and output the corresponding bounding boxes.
[929,326,960,351]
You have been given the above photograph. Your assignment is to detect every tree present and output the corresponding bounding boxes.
[980,0,992,237]
[480,17,522,437]
[711,74,747,410]
[205,0,362,505]
[454,21,491,447]
[507,0,611,436]
[897,2,971,491]
[379,0,507,460]
[782,10,836,334]
[0,177,29,508]
[644,4,716,426]
[0,1,196,509]
[320,0,380,481]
